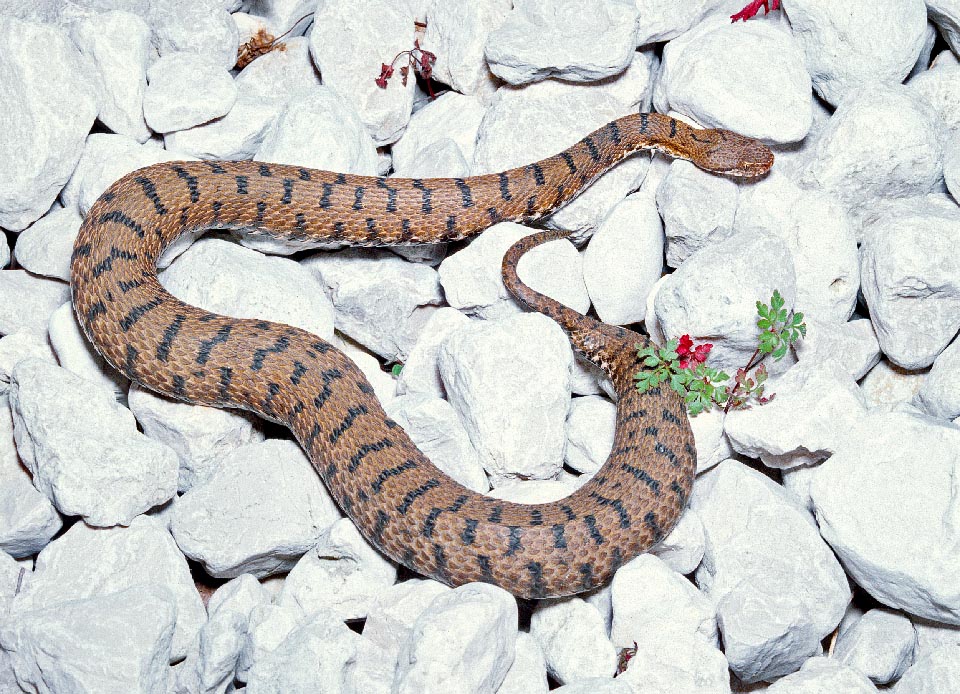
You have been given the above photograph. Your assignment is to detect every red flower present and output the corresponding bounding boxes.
[730,0,780,22]
[676,334,712,369]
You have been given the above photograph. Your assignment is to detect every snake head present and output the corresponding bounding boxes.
[695,128,775,177]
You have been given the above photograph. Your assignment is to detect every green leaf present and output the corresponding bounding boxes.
[757,318,772,330]
[772,343,788,360]
[391,363,404,377]
[643,355,660,367]
[771,290,784,311]
[756,301,768,318]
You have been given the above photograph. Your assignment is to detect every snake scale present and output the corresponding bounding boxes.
[70,112,773,598]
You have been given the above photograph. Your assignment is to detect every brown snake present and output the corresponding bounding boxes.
[70,112,773,598]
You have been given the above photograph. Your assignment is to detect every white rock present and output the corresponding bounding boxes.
[656,159,738,269]
[0,550,24,599]
[616,631,731,694]
[651,230,796,373]
[0,270,70,337]
[144,52,238,133]
[914,617,960,660]
[332,334,398,409]
[653,17,811,143]
[565,395,616,474]
[0,402,61,558]
[395,307,471,399]
[530,597,615,684]
[835,608,917,685]
[127,383,262,492]
[724,359,869,469]
[794,318,881,382]
[485,0,640,85]
[148,0,238,69]
[583,192,663,325]
[473,84,648,239]
[9,515,205,660]
[170,439,341,578]
[385,393,488,492]
[859,197,960,369]
[0,235,8,269]
[72,10,152,142]
[10,359,178,526]
[422,0,512,96]
[310,0,415,146]
[0,16,99,230]
[12,207,82,282]
[946,139,960,204]
[439,222,588,319]
[302,248,443,362]
[392,91,486,174]
[47,301,129,399]
[497,631,548,694]
[909,60,960,136]
[765,656,878,694]
[892,645,960,694]
[915,334,960,420]
[245,607,362,693]
[0,332,56,393]
[860,359,927,408]
[634,0,713,44]
[236,602,310,683]
[809,409,960,625]
[276,518,398,621]
[396,138,471,182]
[930,1,960,57]
[734,171,859,323]
[242,0,313,37]
[552,677,631,694]
[362,578,453,669]
[61,133,198,216]
[438,313,572,483]
[611,554,717,649]
[1,584,176,694]
[909,21,939,79]
[799,88,943,217]
[649,507,705,576]
[395,582,518,694]
[488,478,580,503]
[160,237,335,339]
[786,0,928,107]
[692,460,850,682]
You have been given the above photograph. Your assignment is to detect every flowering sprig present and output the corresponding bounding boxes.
[375,38,437,98]
[730,0,781,22]
[635,290,806,416]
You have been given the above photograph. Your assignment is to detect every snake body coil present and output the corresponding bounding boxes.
[71,113,773,598]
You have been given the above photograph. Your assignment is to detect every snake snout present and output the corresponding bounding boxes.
[707,130,774,177]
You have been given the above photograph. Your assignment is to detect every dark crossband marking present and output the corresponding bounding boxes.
[662,408,682,425]
[335,173,347,184]
[552,523,567,549]
[422,495,469,538]
[412,179,432,213]
[205,162,227,174]
[172,374,186,397]
[560,151,577,174]
[295,213,306,231]
[134,176,167,215]
[560,504,577,521]
[433,544,449,580]
[488,505,503,524]
[366,217,378,239]
[217,366,232,400]
[156,314,186,361]
[462,518,478,545]
[397,478,440,514]
[643,426,659,437]
[588,491,631,529]
[690,131,712,144]
[373,510,389,544]
[298,168,311,181]
[119,297,163,331]
[529,509,543,526]
[72,243,92,260]
[87,302,107,323]
[526,195,537,217]
[211,200,222,219]
[654,442,679,466]
[255,201,267,223]
[124,344,138,378]
[329,404,367,444]
[99,210,145,238]
[505,526,523,556]
[446,215,457,234]
[527,562,545,598]
[348,438,394,473]
[258,164,271,177]
[313,368,344,409]
[290,361,308,385]
[528,163,545,185]
[640,112,649,134]
[371,459,418,494]
[92,255,114,278]
[357,381,375,395]
[251,335,290,370]
[487,207,502,224]
[320,183,333,209]
[262,382,281,416]
[117,278,144,293]
[670,480,688,506]
[235,176,248,195]
[607,120,621,145]
[377,178,399,212]
[670,118,678,138]
[281,178,294,204]
[477,555,495,583]
[623,409,647,422]
[333,221,345,239]
[305,423,322,450]
[612,547,624,571]
[583,514,604,545]
[622,463,661,496]
[644,511,665,542]
[353,186,365,210]
[171,166,200,203]
[196,324,233,364]
[400,218,413,242]
[583,136,600,162]
[498,172,512,201]
[454,178,473,207]
[579,563,594,590]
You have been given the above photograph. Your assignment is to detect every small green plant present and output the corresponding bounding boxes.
[635,290,806,416]
[390,363,404,377]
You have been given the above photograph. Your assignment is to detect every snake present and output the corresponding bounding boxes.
[70,112,773,599]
